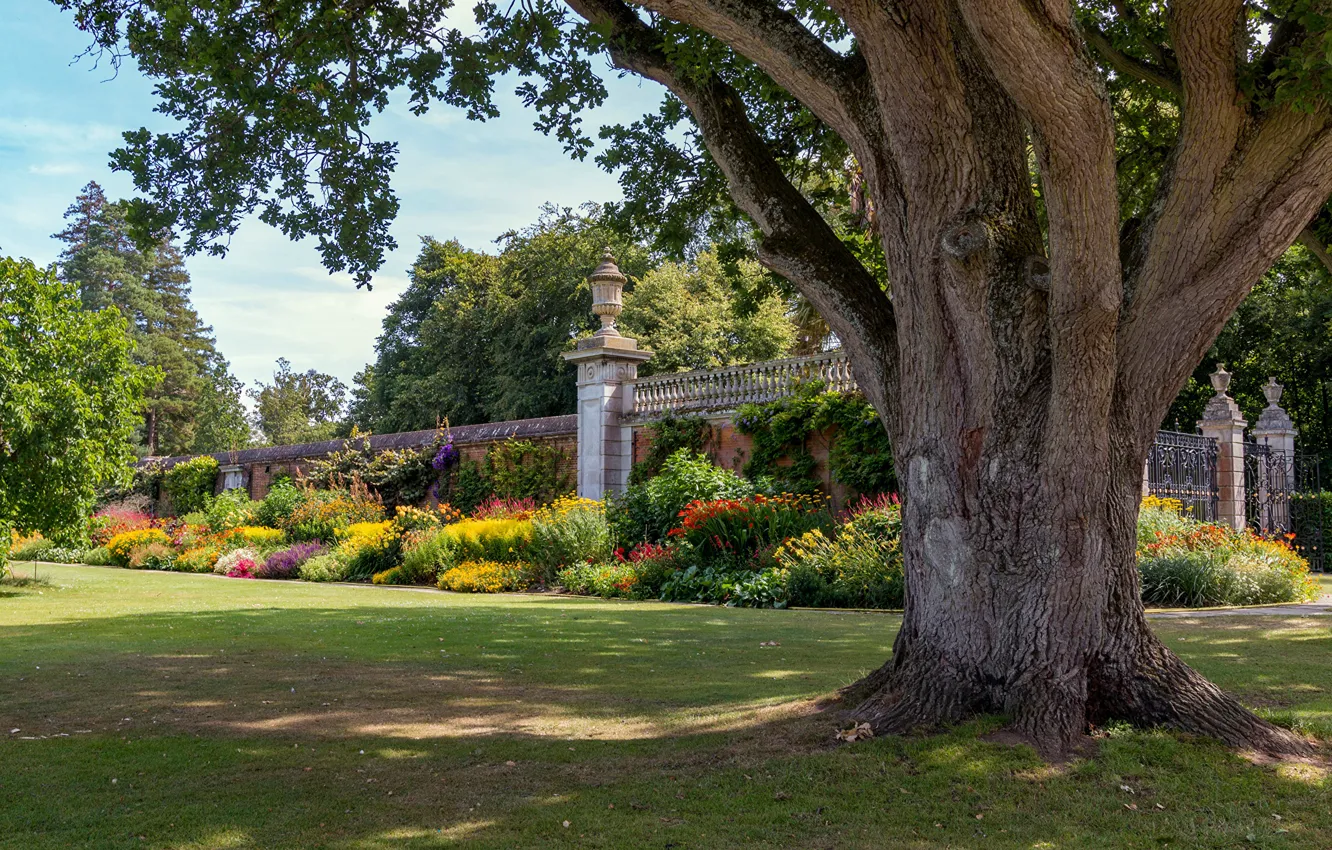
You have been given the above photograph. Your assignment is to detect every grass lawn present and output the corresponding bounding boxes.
[1,565,1330,849]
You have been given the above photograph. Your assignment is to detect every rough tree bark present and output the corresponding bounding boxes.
[569,0,1332,756]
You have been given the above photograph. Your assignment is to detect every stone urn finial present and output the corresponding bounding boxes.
[1209,364,1231,395]
[588,247,626,337]
[1262,376,1283,407]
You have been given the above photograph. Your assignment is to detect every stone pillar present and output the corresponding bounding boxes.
[1251,377,1297,530]
[1196,365,1247,530]
[1251,377,1297,457]
[562,250,653,499]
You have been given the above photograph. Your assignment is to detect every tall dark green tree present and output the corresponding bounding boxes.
[54,182,247,456]
[58,0,1332,756]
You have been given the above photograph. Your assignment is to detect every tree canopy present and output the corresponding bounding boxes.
[349,207,798,432]
[0,256,149,542]
[249,358,348,446]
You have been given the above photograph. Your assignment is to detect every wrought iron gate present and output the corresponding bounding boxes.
[1146,431,1219,522]
[1244,444,1325,572]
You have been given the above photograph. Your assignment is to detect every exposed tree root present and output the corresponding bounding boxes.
[841,627,1312,761]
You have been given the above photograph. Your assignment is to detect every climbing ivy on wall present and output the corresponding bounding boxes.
[734,382,896,496]
[443,438,573,512]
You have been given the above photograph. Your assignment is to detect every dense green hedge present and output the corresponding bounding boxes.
[162,456,219,515]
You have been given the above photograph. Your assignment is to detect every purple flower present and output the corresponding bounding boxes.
[259,542,325,579]
[432,439,459,470]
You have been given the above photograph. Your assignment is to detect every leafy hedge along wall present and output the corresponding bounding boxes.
[631,382,897,504]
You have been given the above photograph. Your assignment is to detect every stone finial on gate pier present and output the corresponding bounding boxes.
[561,250,653,499]
[1197,365,1248,530]
[1251,377,1297,458]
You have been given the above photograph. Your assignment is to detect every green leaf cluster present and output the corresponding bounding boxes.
[0,256,151,541]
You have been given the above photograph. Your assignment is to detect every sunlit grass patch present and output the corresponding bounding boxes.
[1,565,1331,849]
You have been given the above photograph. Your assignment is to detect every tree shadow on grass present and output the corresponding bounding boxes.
[2,584,1331,848]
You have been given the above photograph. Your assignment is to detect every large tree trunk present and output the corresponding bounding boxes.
[844,410,1309,757]
[564,0,1332,759]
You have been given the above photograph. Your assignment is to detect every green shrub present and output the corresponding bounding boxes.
[162,456,219,515]
[299,553,347,582]
[660,565,790,608]
[399,528,459,583]
[1136,497,1317,607]
[529,497,612,582]
[609,450,754,545]
[557,562,640,598]
[254,480,307,529]
[81,546,114,566]
[204,489,258,532]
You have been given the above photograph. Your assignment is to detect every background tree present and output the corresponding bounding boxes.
[250,358,348,446]
[350,207,649,431]
[58,0,1332,756]
[54,181,248,456]
[1166,246,1332,466]
[0,256,149,546]
[618,248,796,375]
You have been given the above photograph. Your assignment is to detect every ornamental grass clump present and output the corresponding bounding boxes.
[335,521,401,581]
[127,542,177,571]
[529,496,611,583]
[1136,497,1317,607]
[8,535,57,562]
[438,560,530,593]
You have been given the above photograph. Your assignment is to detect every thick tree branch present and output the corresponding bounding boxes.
[566,0,901,428]
[624,0,866,135]
[1118,0,1332,439]
[956,0,1121,475]
[1084,21,1181,96]
[1298,226,1332,277]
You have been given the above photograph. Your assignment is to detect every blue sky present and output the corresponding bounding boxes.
[0,2,663,394]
